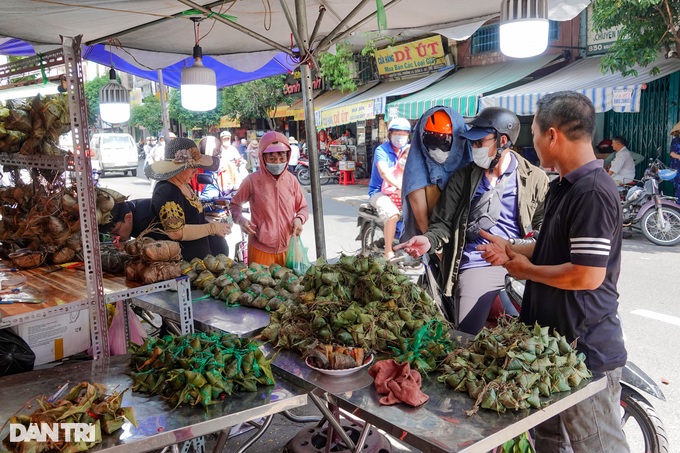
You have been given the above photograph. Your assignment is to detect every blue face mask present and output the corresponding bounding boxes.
[266,162,287,175]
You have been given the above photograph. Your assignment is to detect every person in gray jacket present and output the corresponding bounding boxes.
[397,107,548,333]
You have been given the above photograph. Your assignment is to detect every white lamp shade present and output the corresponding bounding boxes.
[500,0,550,58]
[99,68,130,123]
[99,103,130,124]
[500,19,549,58]
[181,57,217,111]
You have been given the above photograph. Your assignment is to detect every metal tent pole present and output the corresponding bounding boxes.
[295,0,326,259]
[158,69,171,139]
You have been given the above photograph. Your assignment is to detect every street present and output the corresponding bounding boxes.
[102,173,680,451]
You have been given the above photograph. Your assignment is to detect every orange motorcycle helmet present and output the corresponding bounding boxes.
[423,110,453,151]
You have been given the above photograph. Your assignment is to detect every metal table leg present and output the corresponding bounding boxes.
[308,393,356,452]
[211,414,275,453]
[282,409,322,424]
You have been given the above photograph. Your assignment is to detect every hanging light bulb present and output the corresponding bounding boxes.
[99,66,130,123]
[181,18,217,111]
[500,0,549,59]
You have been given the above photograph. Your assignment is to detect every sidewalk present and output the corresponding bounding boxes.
[303,178,370,207]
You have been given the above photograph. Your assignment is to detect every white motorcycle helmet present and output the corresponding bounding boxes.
[626,186,643,202]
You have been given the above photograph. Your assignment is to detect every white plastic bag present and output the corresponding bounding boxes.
[109,300,148,356]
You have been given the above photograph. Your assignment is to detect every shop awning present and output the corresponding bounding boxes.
[386,54,558,119]
[270,103,298,119]
[317,69,453,128]
[480,56,680,114]
[277,85,380,123]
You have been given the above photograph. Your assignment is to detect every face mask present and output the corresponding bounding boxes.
[391,135,408,149]
[265,162,287,175]
[428,148,450,164]
[472,146,495,169]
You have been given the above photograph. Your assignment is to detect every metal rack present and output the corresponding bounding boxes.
[0,36,194,357]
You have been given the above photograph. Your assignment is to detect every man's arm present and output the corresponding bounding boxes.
[376,160,401,189]
[407,188,430,234]
[477,230,535,265]
[503,248,606,290]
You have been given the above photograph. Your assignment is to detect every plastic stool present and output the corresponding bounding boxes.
[339,170,355,186]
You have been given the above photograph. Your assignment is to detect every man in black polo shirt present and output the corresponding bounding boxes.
[478,91,628,452]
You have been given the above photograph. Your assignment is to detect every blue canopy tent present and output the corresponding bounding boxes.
[0,37,35,56]
[81,44,296,89]
[0,39,296,89]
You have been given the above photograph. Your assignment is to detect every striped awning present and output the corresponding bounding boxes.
[316,69,453,127]
[480,56,680,114]
[386,54,558,119]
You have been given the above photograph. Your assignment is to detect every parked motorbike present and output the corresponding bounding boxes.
[621,155,680,246]
[490,276,668,453]
[356,203,420,266]
[296,153,366,185]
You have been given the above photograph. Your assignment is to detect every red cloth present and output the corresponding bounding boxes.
[368,359,429,407]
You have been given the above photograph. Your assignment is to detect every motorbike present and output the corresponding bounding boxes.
[296,153,367,185]
[356,203,420,266]
[489,276,668,453]
[621,155,680,246]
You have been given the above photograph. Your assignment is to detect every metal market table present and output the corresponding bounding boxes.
[130,288,270,338]
[0,355,308,453]
[271,348,607,453]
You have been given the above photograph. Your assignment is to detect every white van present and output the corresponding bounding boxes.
[89,133,139,176]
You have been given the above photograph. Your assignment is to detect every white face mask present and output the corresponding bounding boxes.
[428,148,449,164]
[265,162,287,175]
[472,146,495,169]
[391,135,408,149]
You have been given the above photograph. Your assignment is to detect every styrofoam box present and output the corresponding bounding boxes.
[13,309,90,366]
[339,161,355,171]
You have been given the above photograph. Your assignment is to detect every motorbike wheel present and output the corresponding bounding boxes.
[360,222,384,253]
[354,166,367,180]
[621,387,669,453]
[296,167,311,185]
[319,168,333,185]
[641,206,680,246]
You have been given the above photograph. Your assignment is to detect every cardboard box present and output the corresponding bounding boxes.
[14,309,90,366]
[339,161,355,171]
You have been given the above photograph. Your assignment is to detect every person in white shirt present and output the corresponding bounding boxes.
[220,131,248,188]
[608,136,636,185]
[288,136,300,173]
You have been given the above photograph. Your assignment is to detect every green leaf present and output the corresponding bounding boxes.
[130,95,163,136]
[221,75,291,130]
[168,89,225,131]
[319,43,357,92]
[590,0,680,76]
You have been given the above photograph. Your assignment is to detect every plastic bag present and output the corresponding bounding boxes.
[285,236,311,276]
[108,300,148,356]
[0,329,35,376]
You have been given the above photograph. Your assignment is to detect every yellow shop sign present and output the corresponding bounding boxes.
[375,36,446,77]
[318,100,375,128]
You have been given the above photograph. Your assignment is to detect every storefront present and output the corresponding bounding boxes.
[313,36,455,167]
[480,55,680,178]
[386,53,559,120]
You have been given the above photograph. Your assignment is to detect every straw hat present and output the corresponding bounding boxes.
[288,136,298,144]
[145,137,219,180]
[671,120,680,135]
